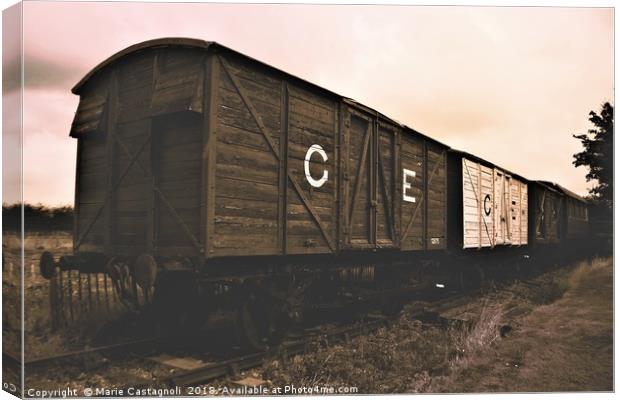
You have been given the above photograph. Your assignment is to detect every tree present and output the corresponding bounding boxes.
[572,102,613,209]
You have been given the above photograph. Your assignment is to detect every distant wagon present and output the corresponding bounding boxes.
[447,150,529,251]
[529,181,589,245]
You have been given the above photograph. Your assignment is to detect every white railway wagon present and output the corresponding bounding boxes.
[448,151,528,250]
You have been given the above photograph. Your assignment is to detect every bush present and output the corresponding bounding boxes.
[3,203,74,232]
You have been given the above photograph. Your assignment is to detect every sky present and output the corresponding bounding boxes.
[3,2,614,205]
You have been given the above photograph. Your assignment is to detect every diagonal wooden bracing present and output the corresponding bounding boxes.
[218,56,336,251]
[75,134,151,249]
[114,137,203,252]
[76,130,203,253]
[78,53,209,254]
[154,188,203,251]
[76,62,203,252]
[347,123,372,235]
[401,150,445,242]
[463,160,494,248]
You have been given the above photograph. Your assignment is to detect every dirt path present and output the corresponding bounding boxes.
[444,258,613,392]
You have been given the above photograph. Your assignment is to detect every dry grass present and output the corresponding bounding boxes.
[433,256,613,393]
[447,302,503,370]
[261,300,513,393]
[256,257,612,394]
[567,257,609,291]
[262,315,452,393]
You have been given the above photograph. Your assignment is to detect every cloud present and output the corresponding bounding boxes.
[24,55,84,93]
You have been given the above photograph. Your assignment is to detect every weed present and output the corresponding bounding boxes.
[447,301,503,371]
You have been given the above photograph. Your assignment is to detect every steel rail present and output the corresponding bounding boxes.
[168,292,468,387]
[2,336,163,371]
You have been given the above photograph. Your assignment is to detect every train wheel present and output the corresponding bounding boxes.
[236,292,286,352]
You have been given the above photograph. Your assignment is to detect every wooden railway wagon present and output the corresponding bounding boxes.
[45,38,452,344]
[537,181,589,240]
[527,180,591,262]
[528,181,566,245]
[447,150,528,251]
[67,38,448,264]
[530,181,590,243]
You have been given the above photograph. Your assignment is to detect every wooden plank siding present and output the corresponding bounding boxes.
[211,53,340,256]
[425,143,447,250]
[285,83,338,254]
[399,133,426,251]
[212,54,282,256]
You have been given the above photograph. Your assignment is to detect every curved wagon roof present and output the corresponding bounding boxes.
[71,37,448,148]
[72,38,212,94]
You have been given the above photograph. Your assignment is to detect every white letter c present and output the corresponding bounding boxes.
[305,144,328,188]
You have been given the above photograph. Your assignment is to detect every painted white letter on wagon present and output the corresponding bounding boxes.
[403,168,416,203]
[304,144,329,188]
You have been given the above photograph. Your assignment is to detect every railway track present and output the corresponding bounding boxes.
[10,258,571,389]
[169,315,393,387]
[5,285,473,387]
[3,336,163,371]
[168,290,471,387]
[166,263,559,388]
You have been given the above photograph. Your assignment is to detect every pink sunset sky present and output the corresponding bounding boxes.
[7,2,615,205]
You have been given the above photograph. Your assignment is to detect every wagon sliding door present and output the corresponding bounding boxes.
[148,49,206,257]
[462,158,494,248]
[344,109,397,249]
[151,113,203,255]
[400,138,446,251]
[493,169,528,246]
[493,170,510,245]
